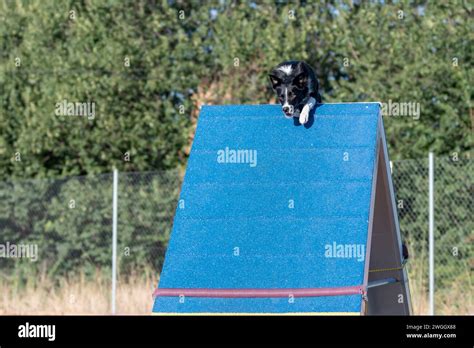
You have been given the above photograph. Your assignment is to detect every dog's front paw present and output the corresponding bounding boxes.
[299,109,309,124]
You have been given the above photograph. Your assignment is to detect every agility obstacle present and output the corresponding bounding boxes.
[152,103,412,315]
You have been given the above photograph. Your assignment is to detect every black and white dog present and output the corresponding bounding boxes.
[269,60,322,124]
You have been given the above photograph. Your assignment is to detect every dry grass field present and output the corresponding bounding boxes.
[0,265,471,315]
[0,269,158,315]
[404,261,473,315]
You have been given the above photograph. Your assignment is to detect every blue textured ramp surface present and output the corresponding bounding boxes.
[153,103,381,314]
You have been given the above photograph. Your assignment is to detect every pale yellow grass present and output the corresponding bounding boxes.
[0,270,158,315]
[0,267,471,315]
[408,280,473,315]
[405,262,473,315]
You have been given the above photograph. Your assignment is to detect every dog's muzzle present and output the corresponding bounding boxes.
[282,105,294,118]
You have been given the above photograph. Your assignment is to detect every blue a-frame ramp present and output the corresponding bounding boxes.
[152,103,412,315]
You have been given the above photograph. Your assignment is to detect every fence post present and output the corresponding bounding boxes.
[112,168,118,315]
[428,152,435,315]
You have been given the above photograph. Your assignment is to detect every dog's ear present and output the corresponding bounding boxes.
[293,73,308,89]
[296,61,305,69]
[268,74,282,89]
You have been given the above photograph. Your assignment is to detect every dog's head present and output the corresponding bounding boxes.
[269,61,310,118]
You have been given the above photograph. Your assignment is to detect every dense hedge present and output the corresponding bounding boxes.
[0,2,471,286]
[1,1,472,181]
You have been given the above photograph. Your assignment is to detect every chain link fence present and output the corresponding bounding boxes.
[392,157,473,315]
[115,170,181,313]
[0,157,471,314]
[0,174,114,314]
[0,170,181,314]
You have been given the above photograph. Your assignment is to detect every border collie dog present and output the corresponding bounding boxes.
[269,60,322,124]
